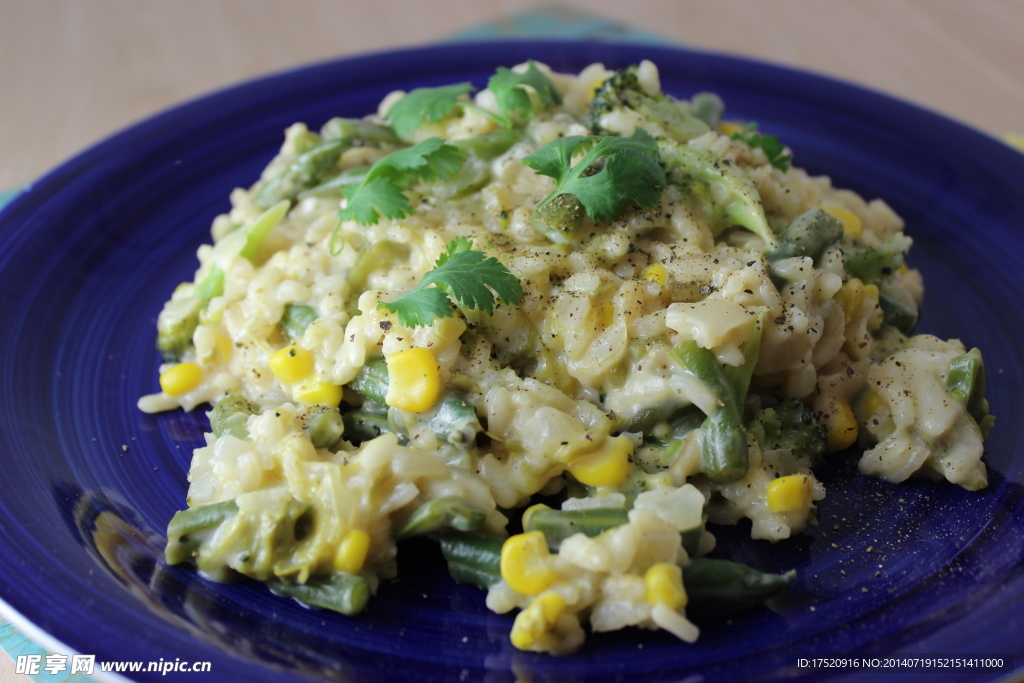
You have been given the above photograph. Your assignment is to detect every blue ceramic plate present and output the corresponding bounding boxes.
[1,42,1022,683]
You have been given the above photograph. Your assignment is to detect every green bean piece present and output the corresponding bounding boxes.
[349,357,389,406]
[689,92,724,130]
[297,165,371,200]
[253,139,348,208]
[946,347,989,426]
[523,507,629,551]
[723,308,766,404]
[320,117,402,145]
[269,572,371,616]
[423,156,493,202]
[341,406,404,445]
[658,138,775,247]
[451,128,522,161]
[278,303,319,340]
[209,394,257,440]
[438,531,505,590]
[393,497,486,541]
[842,233,911,284]
[532,193,584,244]
[763,209,843,264]
[425,390,481,446]
[671,341,749,484]
[683,557,796,615]
[877,289,918,334]
[304,405,345,450]
[165,500,239,565]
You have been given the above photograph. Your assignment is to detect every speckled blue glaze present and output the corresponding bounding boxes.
[0,42,1022,683]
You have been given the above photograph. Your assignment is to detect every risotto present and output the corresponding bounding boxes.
[140,59,993,654]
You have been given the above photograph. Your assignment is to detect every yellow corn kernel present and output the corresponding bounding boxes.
[385,347,441,413]
[501,531,558,596]
[826,401,859,453]
[718,121,744,136]
[568,436,633,488]
[766,474,814,514]
[645,563,687,611]
[837,278,864,323]
[641,264,667,287]
[269,345,314,383]
[822,204,863,239]
[510,592,565,650]
[159,362,202,396]
[334,529,370,573]
[861,389,886,417]
[863,283,879,302]
[293,379,343,407]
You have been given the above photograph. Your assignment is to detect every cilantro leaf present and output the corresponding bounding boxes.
[730,121,791,171]
[338,138,463,225]
[488,61,562,124]
[386,83,475,137]
[378,238,523,327]
[523,127,666,223]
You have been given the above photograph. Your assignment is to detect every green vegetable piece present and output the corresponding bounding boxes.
[386,83,477,137]
[689,92,725,130]
[269,572,371,616]
[487,61,562,125]
[253,139,348,208]
[946,347,991,428]
[377,236,522,328]
[156,202,287,361]
[394,496,486,540]
[764,209,844,264]
[297,165,371,200]
[877,289,918,334]
[842,233,912,284]
[278,303,319,340]
[532,192,584,244]
[671,341,749,484]
[683,557,796,615]
[341,406,403,445]
[424,390,481,446]
[590,66,710,143]
[723,308,766,404]
[748,398,826,461]
[209,394,257,440]
[320,117,402,145]
[729,121,791,172]
[438,531,505,589]
[523,128,667,224]
[304,405,344,450]
[350,357,389,405]
[451,128,522,161]
[338,138,463,225]
[165,500,238,565]
[523,507,629,551]
[658,138,776,247]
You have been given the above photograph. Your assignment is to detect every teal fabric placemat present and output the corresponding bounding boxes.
[0,7,666,681]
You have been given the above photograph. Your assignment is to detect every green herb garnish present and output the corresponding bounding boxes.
[523,127,666,222]
[337,138,463,226]
[385,62,561,135]
[378,237,522,327]
[730,121,791,171]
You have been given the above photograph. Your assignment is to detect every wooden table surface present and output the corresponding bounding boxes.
[1,0,1022,191]
[0,1,1020,681]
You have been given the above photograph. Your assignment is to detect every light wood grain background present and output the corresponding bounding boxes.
[0,1,1021,681]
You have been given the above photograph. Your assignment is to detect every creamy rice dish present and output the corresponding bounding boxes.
[140,60,993,654]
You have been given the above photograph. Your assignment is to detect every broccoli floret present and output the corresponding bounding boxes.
[749,398,826,461]
[590,66,710,143]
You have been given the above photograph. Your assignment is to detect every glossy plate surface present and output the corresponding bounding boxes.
[1,41,1022,682]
